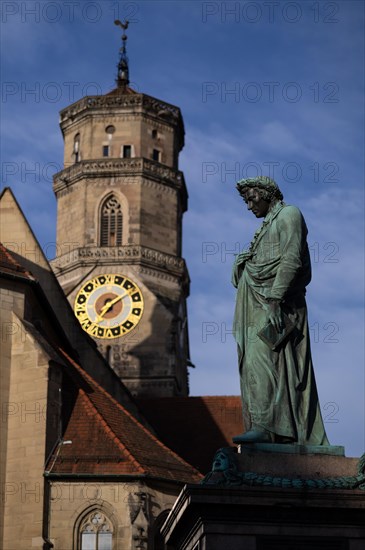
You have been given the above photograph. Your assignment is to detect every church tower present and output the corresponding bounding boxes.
[51,23,190,397]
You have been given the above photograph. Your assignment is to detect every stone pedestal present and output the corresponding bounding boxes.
[161,447,365,550]
[235,443,354,478]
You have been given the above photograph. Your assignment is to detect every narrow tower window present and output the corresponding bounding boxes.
[103,145,110,157]
[152,149,160,162]
[78,510,113,550]
[73,133,80,163]
[100,195,123,246]
[123,145,132,158]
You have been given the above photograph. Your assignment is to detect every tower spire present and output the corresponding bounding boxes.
[114,19,130,89]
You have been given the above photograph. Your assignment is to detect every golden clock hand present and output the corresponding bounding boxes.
[101,294,123,313]
[95,293,127,323]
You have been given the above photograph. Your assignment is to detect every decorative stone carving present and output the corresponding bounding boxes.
[202,448,365,490]
[60,93,181,127]
[52,245,186,277]
[79,510,113,543]
[129,491,150,550]
[53,158,185,194]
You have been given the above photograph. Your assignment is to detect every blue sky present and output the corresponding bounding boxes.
[1,0,364,457]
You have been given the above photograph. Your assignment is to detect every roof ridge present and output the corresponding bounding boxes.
[57,348,202,478]
[78,388,145,474]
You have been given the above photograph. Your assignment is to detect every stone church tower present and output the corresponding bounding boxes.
[51,26,190,398]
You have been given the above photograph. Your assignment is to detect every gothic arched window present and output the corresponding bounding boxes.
[100,195,123,247]
[79,510,113,550]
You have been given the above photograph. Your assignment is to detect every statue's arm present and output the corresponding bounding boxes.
[268,206,307,300]
[231,251,252,288]
[231,262,241,288]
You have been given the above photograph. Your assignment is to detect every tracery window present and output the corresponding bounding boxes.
[79,510,113,550]
[100,195,123,246]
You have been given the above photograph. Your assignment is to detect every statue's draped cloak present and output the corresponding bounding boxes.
[232,202,329,445]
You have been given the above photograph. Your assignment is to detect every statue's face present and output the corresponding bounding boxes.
[212,451,229,471]
[245,187,270,218]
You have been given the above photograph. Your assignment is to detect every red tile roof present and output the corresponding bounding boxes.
[0,243,201,482]
[137,396,244,474]
[0,243,34,280]
[49,348,202,483]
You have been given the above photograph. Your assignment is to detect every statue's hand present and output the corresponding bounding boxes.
[264,301,283,333]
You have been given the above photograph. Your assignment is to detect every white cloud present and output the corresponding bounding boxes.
[255,121,304,154]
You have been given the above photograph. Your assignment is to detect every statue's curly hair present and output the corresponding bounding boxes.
[236,176,283,202]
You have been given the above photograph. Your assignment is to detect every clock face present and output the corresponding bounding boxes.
[74,274,144,339]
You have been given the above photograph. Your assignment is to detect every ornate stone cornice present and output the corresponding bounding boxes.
[53,158,187,205]
[60,93,179,121]
[59,93,184,136]
[51,244,188,280]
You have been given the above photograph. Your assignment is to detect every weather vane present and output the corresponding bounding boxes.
[114,19,130,88]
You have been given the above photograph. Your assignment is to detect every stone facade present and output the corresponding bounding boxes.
[0,191,202,550]
[51,89,190,398]
[0,279,56,549]
[0,281,192,549]
[47,480,180,549]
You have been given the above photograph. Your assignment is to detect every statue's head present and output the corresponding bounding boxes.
[236,176,283,218]
[211,448,236,472]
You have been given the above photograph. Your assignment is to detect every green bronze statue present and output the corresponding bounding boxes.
[232,176,329,445]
